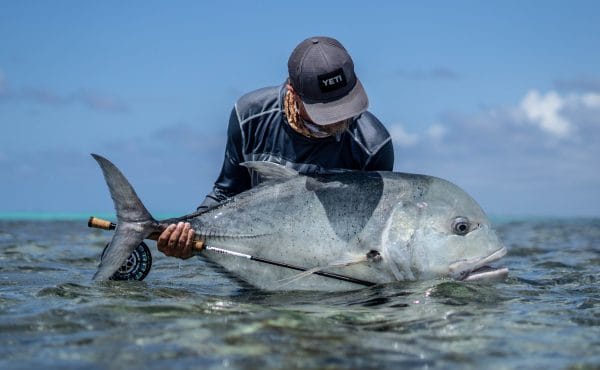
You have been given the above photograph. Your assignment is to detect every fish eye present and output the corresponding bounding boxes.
[452,217,471,235]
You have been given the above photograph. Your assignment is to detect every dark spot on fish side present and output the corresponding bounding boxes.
[306,172,383,241]
[367,250,381,261]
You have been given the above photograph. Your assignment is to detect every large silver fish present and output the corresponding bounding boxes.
[92,154,508,291]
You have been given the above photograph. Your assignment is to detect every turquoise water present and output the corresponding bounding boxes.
[0,217,598,369]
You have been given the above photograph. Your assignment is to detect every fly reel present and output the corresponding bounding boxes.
[100,241,152,281]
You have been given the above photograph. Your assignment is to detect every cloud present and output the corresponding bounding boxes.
[426,124,446,141]
[397,67,460,81]
[517,89,600,139]
[76,89,129,113]
[555,76,600,93]
[392,88,600,216]
[389,124,419,147]
[574,93,600,109]
[519,90,571,137]
[22,87,66,105]
[0,71,129,113]
[389,122,448,148]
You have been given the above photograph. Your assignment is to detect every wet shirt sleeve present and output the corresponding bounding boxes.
[197,108,251,210]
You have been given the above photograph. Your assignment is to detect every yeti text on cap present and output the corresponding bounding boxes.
[318,68,347,93]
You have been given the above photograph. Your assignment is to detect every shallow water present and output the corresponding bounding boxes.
[0,218,598,369]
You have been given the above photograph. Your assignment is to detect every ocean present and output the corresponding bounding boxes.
[0,216,598,369]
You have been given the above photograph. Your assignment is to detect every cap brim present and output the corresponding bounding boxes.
[302,80,369,125]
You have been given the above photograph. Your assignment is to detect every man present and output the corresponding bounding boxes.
[158,36,394,259]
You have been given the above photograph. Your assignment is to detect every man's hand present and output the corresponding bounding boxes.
[157,222,197,259]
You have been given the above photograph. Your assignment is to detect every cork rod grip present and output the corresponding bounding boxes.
[88,216,205,252]
[88,217,115,230]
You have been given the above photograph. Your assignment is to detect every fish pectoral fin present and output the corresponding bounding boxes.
[276,266,324,287]
[275,254,370,287]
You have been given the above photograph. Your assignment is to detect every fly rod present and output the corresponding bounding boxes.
[88,216,376,287]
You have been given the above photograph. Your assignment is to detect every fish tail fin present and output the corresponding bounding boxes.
[91,153,158,281]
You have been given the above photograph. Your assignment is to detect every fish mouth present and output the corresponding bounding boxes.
[460,265,509,282]
[449,247,509,282]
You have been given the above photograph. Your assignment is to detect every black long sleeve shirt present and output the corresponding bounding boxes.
[199,84,394,209]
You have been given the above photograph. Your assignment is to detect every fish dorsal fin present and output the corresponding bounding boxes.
[241,161,299,182]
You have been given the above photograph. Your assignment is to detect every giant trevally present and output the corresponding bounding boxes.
[91,154,508,291]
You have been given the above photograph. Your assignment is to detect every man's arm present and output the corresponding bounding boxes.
[159,108,251,258]
[197,107,252,210]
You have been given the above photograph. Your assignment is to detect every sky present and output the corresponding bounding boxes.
[1,1,599,217]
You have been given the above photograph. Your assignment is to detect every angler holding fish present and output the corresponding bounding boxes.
[157,36,394,259]
[89,36,507,290]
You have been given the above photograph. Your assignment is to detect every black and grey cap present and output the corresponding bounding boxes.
[288,36,368,125]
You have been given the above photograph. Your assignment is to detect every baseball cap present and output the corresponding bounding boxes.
[288,36,369,125]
